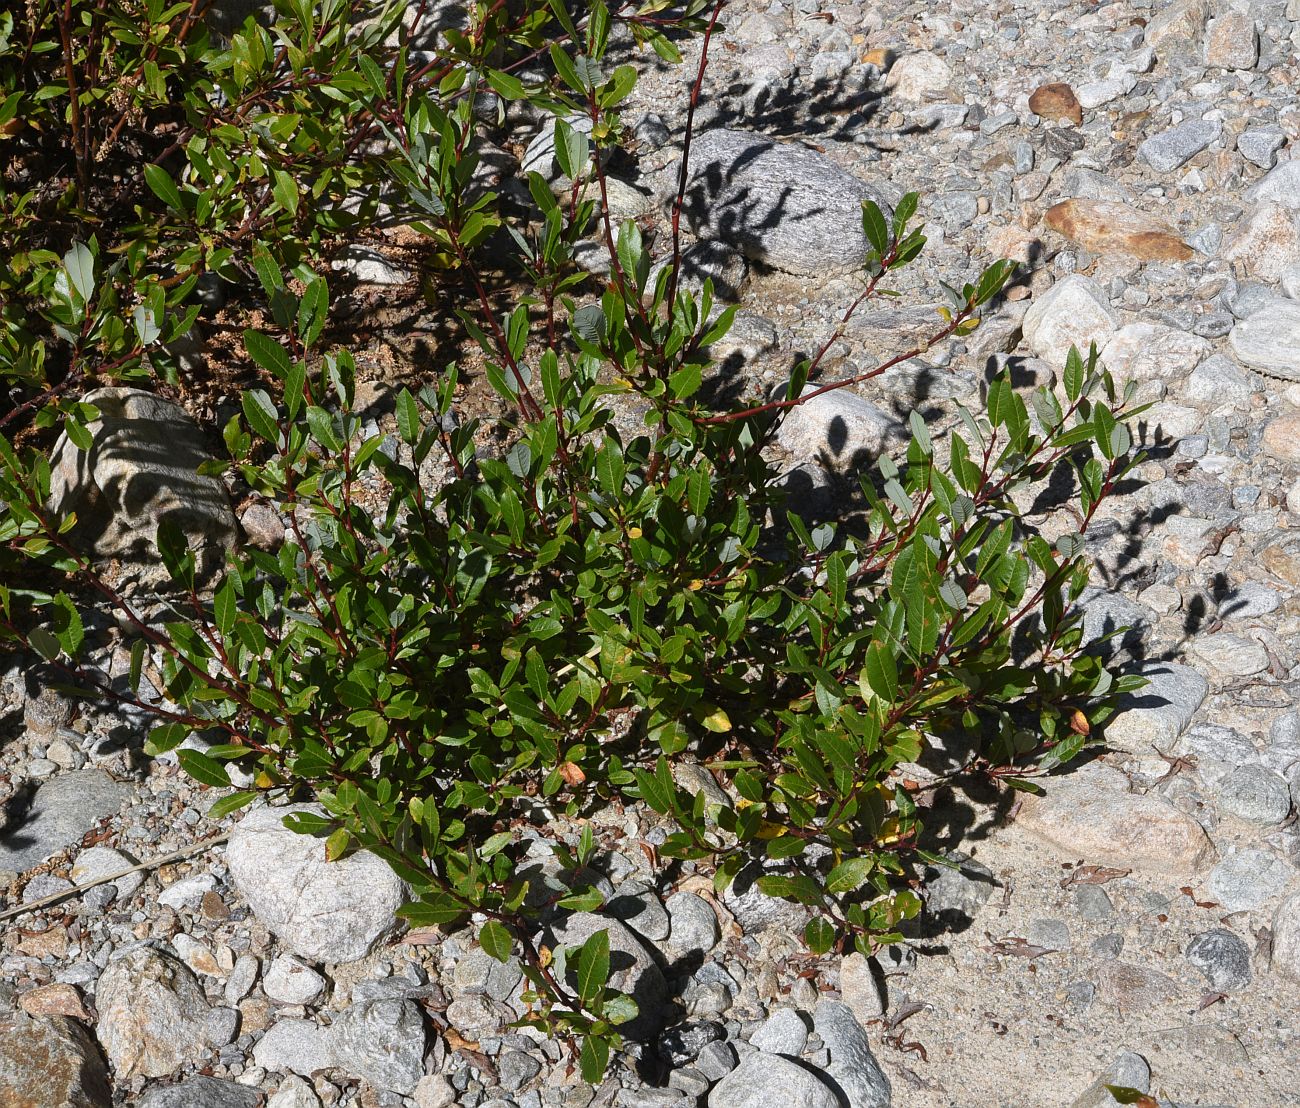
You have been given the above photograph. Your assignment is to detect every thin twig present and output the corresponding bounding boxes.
[0,832,231,924]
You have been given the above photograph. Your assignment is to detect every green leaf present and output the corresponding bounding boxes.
[177,748,233,788]
[144,163,183,210]
[244,330,292,379]
[242,389,281,443]
[479,920,514,963]
[28,626,61,662]
[144,722,189,755]
[861,640,898,702]
[861,199,889,255]
[51,592,83,657]
[579,1033,610,1084]
[212,576,237,635]
[395,387,421,444]
[576,927,610,1006]
[271,167,299,216]
[826,857,874,894]
[64,242,95,303]
[804,916,836,954]
[207,791,256,819]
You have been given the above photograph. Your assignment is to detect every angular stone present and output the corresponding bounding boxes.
[1069,1051,1151,1108]
[681,129,892,277]
[47,388,236,584]
[1144,0,1210,49]
[1216,764,1291,824]
[252,1018,335,1077]
[1103,662,1207,753]
[1017,767,1215,874]
[811,1000,891,1108]
[1271,892,1300,980]
[95,945,212,1079]
[1184,929,1252,992]
[1262,410,1300,464]
[1222,204,1300,282]
[263,955,326,1006]
[1045,200,1191,261]
[327,998,427,1095]
[1100,322,1209,384]
[329,245,411,286]
[0,770,131,873]
[71,845,143,900]
[665,891,721,957]
[1244,160,1300,211]
[1028,83,1082,125]
[776,387,904,473]
[1238,127,1285,171]
[1096,961,1177,1012]
[886,50,951,100]
[708,1051,837,1108]
[1206,848,1294,912]
[1189,633,1269,677]
[1138,120,1221,174]
[1228,299,1300,379]
[137,1076,261,1108]
[225,803,407,964]
[750,1007,810,1055]
[838,952,885,1021]
[266,1075,323,1108]
[1023,274,1118,370]
[1204,11,1258,69]
[18,982,91,1020]
[0,1011,111,1108]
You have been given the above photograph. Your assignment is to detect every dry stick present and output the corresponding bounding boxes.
[0,832,231,925]
[664,0,728,318]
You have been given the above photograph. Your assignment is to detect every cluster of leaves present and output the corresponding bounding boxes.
[1,0,1148,1079]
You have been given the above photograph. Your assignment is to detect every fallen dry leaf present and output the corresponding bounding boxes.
[982,932,1057,958]
[1060,864,1130,889]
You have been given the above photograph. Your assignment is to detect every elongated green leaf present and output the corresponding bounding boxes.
[576,928,610,1006]
[177,748,233,788]
[242,389,281,443]
[479,919,514,963]
[144,163,183,210]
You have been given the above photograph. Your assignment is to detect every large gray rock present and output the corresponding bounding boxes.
[327,998,428,1094]
[1205,848,1294,912]
[0,1011,112,1108]
[545,913,667,1039]
[708,1051,838,1108]
[137,1076,261,1108]
[811,1000,891,1108]
[1271,892,1300,980]
[1137,120,1221,173]
[47,388,236,584]
[225,804,407,964]
[1023,275,1118,370]
[776,387,904,473]
[1245,160,1300,211]
[95,945,212,1079]
[0,770,131,873]
[252,1018,334,1077]
[1069,1051,1150,1108]
[681,129,892,276]
[1229,298,1300,379]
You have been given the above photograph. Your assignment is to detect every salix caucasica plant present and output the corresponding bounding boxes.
[0,0,1149,1077]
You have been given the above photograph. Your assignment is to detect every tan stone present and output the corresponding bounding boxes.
[1017,771,1215,874]
[95,946,211,1078]
[17,926,68,959]
[18,983,91,1021]
[1222,203,1300,281]
[1204,10,1259,70]
[1262,410,1300,464]
[1045,199,1192,261]
[1145,0,1211,49]
[1261,542,1300,587]
[1096,961,1179,1013]
[1029,82,1083,125]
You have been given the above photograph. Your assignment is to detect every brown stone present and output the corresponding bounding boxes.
[1262,410,1300,464]
[200,889,232,922]
[1044,199,1193,262]
[17,925,69,959]
[1222,204,1300,281]
[0,1011,112,1108]
[94,945,211,1078]
[18,983,91,1020]
[1096,961,1179,1013]
[1261,542,1300,588]
[1029,82,1083,126]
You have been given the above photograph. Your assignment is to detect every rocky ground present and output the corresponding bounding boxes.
[5,0,1300,1105]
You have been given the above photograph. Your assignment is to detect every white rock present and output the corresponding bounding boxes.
[1244,160,1300,211]
[329,245,411,286]
[263,955,326,1006]
[252,1019,335,1076]
[1271,892,1300,980]
[1228,298,1300,380]
[1100,323,1210,384]
[887,51,952,100]
[225,804,407,964]
[1189,633,1269,677]
[71,846,143,900]
[1222,203,1300,282]
[1104,663,1207,753]
[776,386,904,473]
[158,873,218,911]
[266,1075,322,1108]
[1023,275,1118,370]
[709,1050,838,1108]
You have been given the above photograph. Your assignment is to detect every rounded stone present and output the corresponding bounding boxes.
[1216,764,1292,825]
[1184,929,1252,992]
